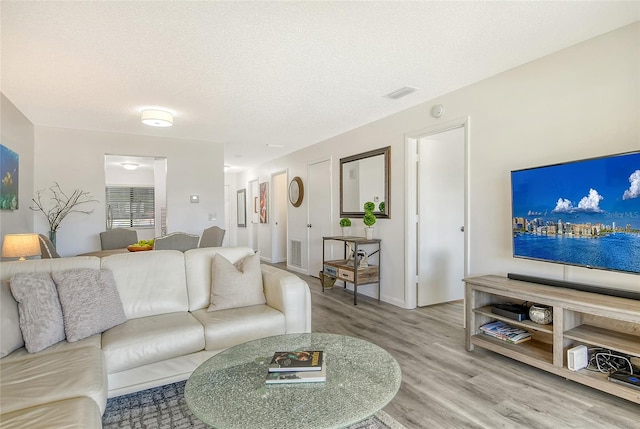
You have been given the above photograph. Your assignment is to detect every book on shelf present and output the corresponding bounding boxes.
[268,351,324,372]
[265,365,327,384]
[479,320,532,344]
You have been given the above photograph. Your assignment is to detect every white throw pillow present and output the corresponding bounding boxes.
[9,272,66,353]
[207,252,265,312]
[1,279,24,357]
[52,269,127,342]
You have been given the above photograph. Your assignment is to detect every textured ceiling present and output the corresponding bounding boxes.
[2,1,639,171]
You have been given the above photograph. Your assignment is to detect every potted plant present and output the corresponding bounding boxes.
[30,182,98,247]
[363,202,376,239]
[378,201,385,213]
[339,218,352,236]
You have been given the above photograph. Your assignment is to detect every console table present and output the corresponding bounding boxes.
[465,275,640,404]
[321,236,381,305]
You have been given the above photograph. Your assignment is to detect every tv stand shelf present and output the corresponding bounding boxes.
[465,275,640,404]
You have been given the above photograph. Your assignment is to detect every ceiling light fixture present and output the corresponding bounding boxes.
[266,144,284,148]
[385,86,419,99]
[122,163,139,170]
[141,109,173,127]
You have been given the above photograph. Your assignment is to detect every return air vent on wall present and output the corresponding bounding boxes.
[290,240,302,267]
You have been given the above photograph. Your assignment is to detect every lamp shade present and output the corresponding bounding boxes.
[141,109,173,127]
[2,234,42,261]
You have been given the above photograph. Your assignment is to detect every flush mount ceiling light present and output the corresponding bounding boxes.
[141,109,173,127]
[384,86,419,99]
[121,163,139,170]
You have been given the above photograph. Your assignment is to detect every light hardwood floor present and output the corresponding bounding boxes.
[273,265,639,429]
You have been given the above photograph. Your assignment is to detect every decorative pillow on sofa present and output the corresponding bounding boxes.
[1,280,24,357]
[52,269,127,342]
[208,252,266,312]
[9,272,66,353]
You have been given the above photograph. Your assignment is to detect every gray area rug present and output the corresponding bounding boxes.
[103,381,405,429]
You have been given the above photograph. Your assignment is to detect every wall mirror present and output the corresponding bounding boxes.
[237,189,246,227]
[340,146,390,218]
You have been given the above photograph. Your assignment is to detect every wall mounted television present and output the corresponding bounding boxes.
[511,151,640,275]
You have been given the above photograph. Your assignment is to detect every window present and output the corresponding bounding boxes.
[106,186,155,228]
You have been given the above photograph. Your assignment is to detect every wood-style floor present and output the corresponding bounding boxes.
[273,264,639,429]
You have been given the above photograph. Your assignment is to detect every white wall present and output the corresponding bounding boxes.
[0,94,35,258]
[33,126,225,256]
[227,22,640,307]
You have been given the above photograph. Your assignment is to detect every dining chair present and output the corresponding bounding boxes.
[198,226,225,248]
[38,234,61,258]
[100,228,138,250]
[153,232,200,252]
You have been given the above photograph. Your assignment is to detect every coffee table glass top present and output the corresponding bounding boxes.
[185,333,401,429]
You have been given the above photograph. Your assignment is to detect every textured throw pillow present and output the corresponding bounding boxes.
[52,269,127,342]
[207,252,266,312]
[9,272,66,353]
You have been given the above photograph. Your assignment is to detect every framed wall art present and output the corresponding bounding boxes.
[0,144,19,210]
[259,182,268,223]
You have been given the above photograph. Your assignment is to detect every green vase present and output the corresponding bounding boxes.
[49,230,57,247]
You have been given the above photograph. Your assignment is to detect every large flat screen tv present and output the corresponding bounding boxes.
[511,151,640,275]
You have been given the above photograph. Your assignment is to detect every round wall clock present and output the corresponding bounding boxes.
[288,176,304,207]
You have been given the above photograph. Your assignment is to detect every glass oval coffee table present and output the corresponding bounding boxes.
[185,333,401,429]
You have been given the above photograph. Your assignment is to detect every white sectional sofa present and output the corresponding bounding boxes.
[0,247,311,428]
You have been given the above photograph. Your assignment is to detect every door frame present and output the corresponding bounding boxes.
[307,156,333,277]
[404,116,471,309]
[270,169,288,264]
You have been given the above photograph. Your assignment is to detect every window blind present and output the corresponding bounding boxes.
[105,186,155,228]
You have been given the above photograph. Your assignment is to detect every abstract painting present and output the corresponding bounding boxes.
[0,144,19,210]
[260,182,268,223]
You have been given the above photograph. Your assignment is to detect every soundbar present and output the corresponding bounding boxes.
[507,273,640,301]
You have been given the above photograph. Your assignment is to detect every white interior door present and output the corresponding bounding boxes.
[417,127,465,306]
[308,158,332,277]
[271,172,287,263]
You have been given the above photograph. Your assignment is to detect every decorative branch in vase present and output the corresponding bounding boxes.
[30,182,99,246]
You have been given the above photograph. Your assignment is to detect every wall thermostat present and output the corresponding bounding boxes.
[567,345,588,371]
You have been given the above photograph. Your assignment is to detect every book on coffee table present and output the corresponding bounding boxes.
[268,350,323,372]
[265,364,327,384]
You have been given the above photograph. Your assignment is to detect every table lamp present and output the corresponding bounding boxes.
[2,234,42,261]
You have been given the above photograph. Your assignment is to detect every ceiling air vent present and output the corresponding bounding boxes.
[385,86,419,100]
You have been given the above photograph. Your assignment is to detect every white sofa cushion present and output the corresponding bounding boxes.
[208,252,266,311]
[101,250,189,318]
[191,305,285,352]
[184,247,256,311]
[1,334,101,363]
[0,397,102,429]
[1,279,24,357]
[9,272,66,353]
[52,269,127,342]
[101,311,205,373]
[0,346,107,414]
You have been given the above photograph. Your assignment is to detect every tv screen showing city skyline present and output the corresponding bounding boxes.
[511,151,640,274]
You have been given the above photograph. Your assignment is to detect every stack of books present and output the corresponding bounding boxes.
[480,320,532,344]
[265,350,326,384]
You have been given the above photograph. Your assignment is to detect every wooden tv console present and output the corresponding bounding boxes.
[465,275,640,404]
